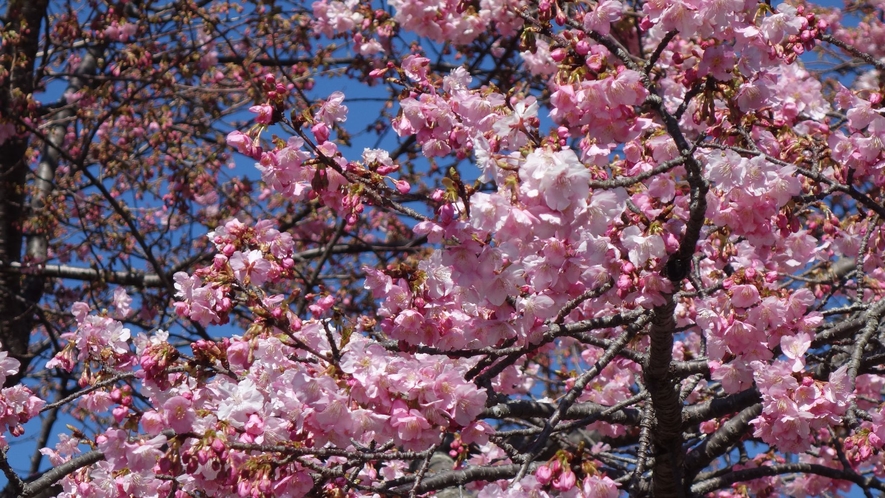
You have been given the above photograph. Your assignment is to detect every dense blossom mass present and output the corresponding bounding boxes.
[4,0,885,497]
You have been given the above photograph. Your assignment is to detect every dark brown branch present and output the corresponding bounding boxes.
[385,463,542,495]
[481,399,641,425]
[681,388,761,427]
[820,34,885,72]
[684,403,762,483]
[690,462,885,495]
[19,450,105,498]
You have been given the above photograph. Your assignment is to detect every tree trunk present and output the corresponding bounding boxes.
[0,0,51,384]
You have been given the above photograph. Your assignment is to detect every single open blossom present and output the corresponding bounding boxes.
[0,345,19,387]
[760,3,806,45]
[402,55,431,83]
[229,249,273,286]
[583,475,620,498]
[583,0,623,35]
[249,104,274,125]
[112,287,134,318]
[621,226,666,267]
[163,396,196,433]
[315,91,348,125]
[730,284,760,308]
[492,97,538,148]
[781,332,812,372]
[698,44,735,81]
[521,147,591,211]
[215,378,266,428]
[389,400,431,441]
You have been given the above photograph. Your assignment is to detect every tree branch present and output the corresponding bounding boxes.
[385,463,542,495]
[690,462,885,495]
[19,450,105,498]
[681,388,762,427]
[683,403,763,482]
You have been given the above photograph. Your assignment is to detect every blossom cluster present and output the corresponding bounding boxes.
[173,219,297,326]
[751,361,852,453]
[0,348,43,449]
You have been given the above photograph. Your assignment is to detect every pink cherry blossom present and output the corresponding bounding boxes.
[621,227,666,267]
[249,104,274,125]
[229,250,273,286]
[315,91,348,126]
[760,3,806,45]
[583,0,623,35]
[730,284,760,308]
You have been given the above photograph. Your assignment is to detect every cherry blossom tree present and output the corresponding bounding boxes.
[3,0,885,496]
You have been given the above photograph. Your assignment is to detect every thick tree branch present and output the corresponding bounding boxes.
[17,450,105,498]
[482,399,641,425]
[683,403,763,482]
[0,240,426,287]
[690,462,885,495]
[0,261,165,287]
[681,388,762,427]
[385,463,542,494]
[0,0,51,383]
[22,45,102,307]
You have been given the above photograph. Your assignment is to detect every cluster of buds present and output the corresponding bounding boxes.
[448,434,468,466]
[191,338,231,369]
[782,5,829,62]
[844,429,883,465]
[535,452,578,492]
[140,342,181,389]
[248,73,293,126]
[178,435,228,476]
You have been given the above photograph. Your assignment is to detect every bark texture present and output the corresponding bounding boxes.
[0,0,50,384]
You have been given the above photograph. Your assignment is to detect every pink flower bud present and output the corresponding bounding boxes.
[552,469,576,491]
[535,464,553,484]
[394,179,411,194]
[550,48,567,62]
[212,438,226,454]
[197,448,211,465]
[575,40,590,55]
[249,104,274,125]
[312,122,330,143]
[112,406,129,424]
